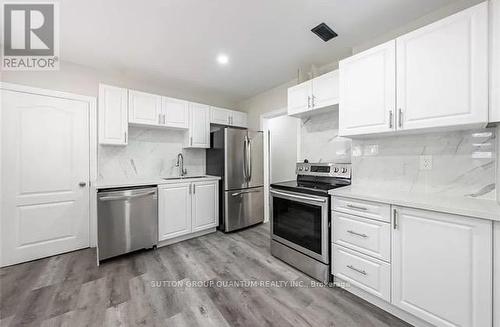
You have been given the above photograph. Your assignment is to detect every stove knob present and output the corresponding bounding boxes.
[305,167,309,171]
[341,168,348,173]
[298,167,303,171]
[333,167,340,173]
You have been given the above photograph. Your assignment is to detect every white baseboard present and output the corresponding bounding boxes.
[334,276,433,327]
[158,228,217,248]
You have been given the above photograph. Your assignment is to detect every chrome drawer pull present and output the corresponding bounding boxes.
[347,265,367,276]
[346,204,368,211]
[347,230,368,238]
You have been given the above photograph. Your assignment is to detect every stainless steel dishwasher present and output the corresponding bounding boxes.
[97,186,158,261]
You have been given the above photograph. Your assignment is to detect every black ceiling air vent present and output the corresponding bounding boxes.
[311,23,338,42]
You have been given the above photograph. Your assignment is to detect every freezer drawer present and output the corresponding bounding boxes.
[97,186,158,261]
[223,186,264,232]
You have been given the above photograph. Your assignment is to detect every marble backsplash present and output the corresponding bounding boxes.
[299,110,495,199]
[351,129,496,199]
[300,111,352,163]
[98,126,205,181]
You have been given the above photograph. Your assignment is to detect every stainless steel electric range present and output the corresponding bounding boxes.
[270,161,351,283]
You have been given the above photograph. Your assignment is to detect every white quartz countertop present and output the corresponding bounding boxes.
[95,175,221,189]
[329,186,500,221]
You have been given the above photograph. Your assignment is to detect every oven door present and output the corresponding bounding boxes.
[270,188,329,263]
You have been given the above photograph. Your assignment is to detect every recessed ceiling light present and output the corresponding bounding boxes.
[217,54,229,65]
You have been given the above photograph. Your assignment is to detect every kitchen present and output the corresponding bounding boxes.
[1,0,500,326]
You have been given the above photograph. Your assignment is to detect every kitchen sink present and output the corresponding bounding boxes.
[163,175,207,180]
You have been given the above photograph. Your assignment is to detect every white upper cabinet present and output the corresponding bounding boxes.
[287,70,340,117]
[187,102,210,148]
[338,3,489,137]
[98,84,128,145]
[490,0,500,123]
[392,207,492,327]
[210,107,248,128]
[210,107,232,125]
[162,97,189,129]
[396,2,488,131]
[128,90,162,126]
[231,110,248,128]
[191,181,218,232]
[288,80,313,116]
[339,41,396,136]
[312,70,339,109]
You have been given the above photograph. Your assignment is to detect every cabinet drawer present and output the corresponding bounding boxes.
[333,212,390,262]
[333,197,391,222]
[332,244,391,302]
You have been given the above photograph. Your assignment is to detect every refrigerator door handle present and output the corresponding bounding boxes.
[243,136,248,181]
[247,138,252,181]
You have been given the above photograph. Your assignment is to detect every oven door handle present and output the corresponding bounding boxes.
[270,190,326,203]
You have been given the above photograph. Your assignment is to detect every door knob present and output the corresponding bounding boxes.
[79,182,87,187]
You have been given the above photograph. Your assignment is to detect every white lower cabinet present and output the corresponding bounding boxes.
[158,183,192,241]
[332,244,391,302]
[392,207,492,327]
[191,181,218,232]
[158,180,218,242]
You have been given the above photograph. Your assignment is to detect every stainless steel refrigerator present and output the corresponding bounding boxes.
[206,128,264,232]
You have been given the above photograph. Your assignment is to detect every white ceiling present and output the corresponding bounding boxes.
[60,0,461,104]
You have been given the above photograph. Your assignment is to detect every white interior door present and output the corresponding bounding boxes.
[1,90,90,267]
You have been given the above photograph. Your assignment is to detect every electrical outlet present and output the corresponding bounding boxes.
[420,155,432,170]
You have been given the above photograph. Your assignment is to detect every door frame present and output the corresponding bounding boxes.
[259,108,301,222]
[0,82,98,256]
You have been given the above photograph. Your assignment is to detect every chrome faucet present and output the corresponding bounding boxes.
[176,153,187,177]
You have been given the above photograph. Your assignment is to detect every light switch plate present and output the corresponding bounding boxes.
[420,155,433,170]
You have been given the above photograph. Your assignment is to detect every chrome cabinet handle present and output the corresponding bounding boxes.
[189,184,192,194]
[346,204,368,211]
[190,137,193,146]
[307,96,311,109]
[124,131,127,143]
[347,265,367,276]
[398,108,403,128]
[393,208,398,230]
[158,114,161,124]
[347,230,368,238]
[193,184,196,194]
[389,110,394,129]
[311,95,315,108]
[270,190,326,203]
[78,182,87,187]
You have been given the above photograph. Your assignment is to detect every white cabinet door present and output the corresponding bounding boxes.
[490,0,500,123]
[287,80,312,116]
[231,110,248,128]
[187,102,210,148]
[312,70,339,109]
[2,90,90,266]
[339,41,396,136]
[392,207,492,327]
[396,3,488,131]
[128,90,162,126]
[191,181,218,232]
[210,107,231,125]
[163,97,188,129]
[158,183,192,241]
[98,84,128,145]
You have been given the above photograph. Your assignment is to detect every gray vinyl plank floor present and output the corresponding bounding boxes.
[0,223,412,327]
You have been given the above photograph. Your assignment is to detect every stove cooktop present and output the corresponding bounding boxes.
[270,179,351,197]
